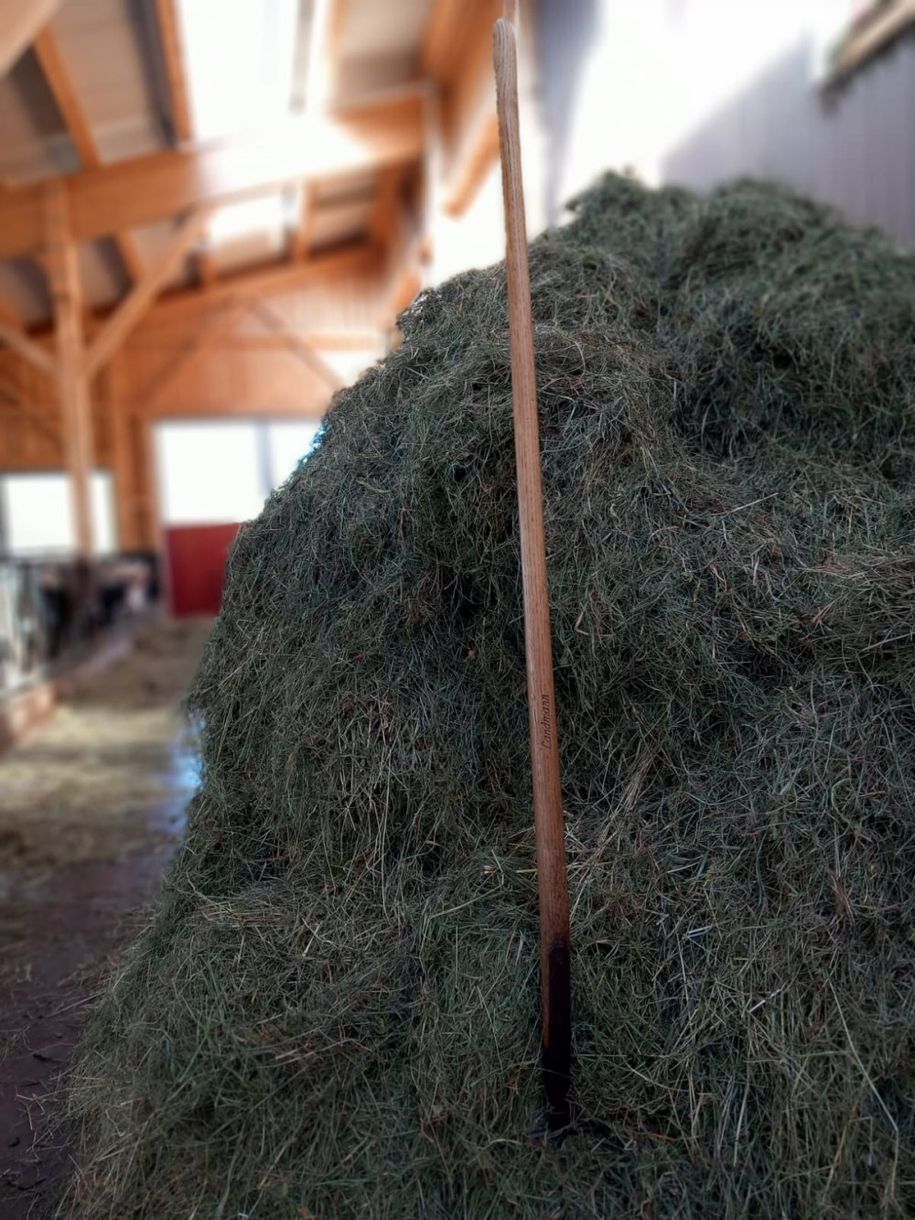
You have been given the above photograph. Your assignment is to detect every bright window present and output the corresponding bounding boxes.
[267,421,320,486]
[0,471,116,555]
[156,420,320,526]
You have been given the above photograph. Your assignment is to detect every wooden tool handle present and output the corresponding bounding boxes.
[493,15,571,1127]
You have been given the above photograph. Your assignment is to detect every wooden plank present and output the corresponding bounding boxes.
[0,319,56,377]
[153,0,193,142]
[0,94,423,259]
[43,181,95,555]
[0,0,63,75]
[85,209,212,379]
[33,25,144,285]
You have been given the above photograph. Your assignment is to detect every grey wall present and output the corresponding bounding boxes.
[534,0,915,247]
[663,34,915,246]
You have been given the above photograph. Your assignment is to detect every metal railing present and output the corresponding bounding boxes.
[0,553,160,696]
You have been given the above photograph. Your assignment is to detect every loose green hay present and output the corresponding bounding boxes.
[65,174,915,1218]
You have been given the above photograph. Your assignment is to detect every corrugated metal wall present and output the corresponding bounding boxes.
[535,0,915,246]
[662,34,915,246]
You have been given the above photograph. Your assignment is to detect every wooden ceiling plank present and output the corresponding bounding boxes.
[0,94,424,259]
[33,25,145,285]
[85,208,212,379]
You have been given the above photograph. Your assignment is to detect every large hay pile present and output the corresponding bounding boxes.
[66,176,915,1218]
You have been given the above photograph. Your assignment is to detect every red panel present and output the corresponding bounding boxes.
[165,523,239,617]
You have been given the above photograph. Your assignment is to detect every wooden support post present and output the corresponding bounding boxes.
[106,355,137,551]
[43,181,95,556]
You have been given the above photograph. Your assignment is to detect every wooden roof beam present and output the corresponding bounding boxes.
[242,296,345,391]
[148,240,380,322]
[288,183,316,262]
[150,0,218,287]
[0,319,56,377]
[33,25,144,285]
[369,166,402,250]
[0,0,63,75]
[85,208,212,378]
[152,0,192,142]
[0,92,424,259]
[421,0,473,83]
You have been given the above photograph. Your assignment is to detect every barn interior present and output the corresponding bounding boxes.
[1,1,913,1213]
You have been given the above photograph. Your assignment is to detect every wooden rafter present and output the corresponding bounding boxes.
[242,297,345,391]
[421,0,475,83]
[444,112,499,215]
[195,244,218,287]
[33,25,144,284]
[439,1,501,216]
[289,182,316,262]
[0,397,61,446]
[0,93,424,259]
[135,298,246,408]
[0,319,56,377]
[369,166,402,249]
[176,330,383,351]
[828,0,915,83]
[0,0,64,75]
[147,240,380,321]
[0,301,24,332]
[153,0,192,142]
[43,180,95,554]
[150,0,217,288]
[84,208,212,379]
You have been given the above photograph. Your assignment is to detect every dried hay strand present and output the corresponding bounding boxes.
[64,175,915,1219]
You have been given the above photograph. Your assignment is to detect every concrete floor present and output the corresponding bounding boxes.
[0,618,210,1218]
